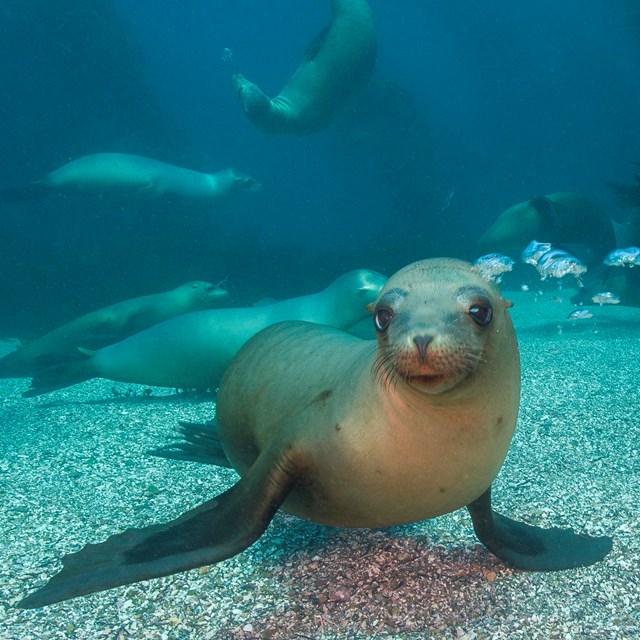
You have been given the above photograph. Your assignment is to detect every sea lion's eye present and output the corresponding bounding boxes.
[374,307,394,332]
[469,304,492,326]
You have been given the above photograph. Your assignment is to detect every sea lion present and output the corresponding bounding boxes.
[0,281,228,379]
[18,258,611,609]
[232,0,377,135]
[477,192,615,265]
[23,269,386,396]
[0,153,260,202]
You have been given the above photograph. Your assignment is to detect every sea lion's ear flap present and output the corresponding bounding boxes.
[503,298,514,309]
[18,442,301,609]
[366,302,375,312]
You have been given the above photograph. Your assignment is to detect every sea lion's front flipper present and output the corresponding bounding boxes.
[148,419,231,467]
[18,440,301,609]
[467,486,612,570]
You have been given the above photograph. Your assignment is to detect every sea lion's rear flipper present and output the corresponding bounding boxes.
[467,486,612,570]
[18,440,301,609]
[148,419,231,467]
[22,351,95,397]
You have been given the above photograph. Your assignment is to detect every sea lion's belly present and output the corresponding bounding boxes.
[282,386,517,528]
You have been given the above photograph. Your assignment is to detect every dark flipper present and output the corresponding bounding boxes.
[18,441,301,609]
[467,486,612,570]
[23,354,94,397]
[148,420,231,467]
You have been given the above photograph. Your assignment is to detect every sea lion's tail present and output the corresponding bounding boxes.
[22,351,95,397]
[0,182,48,202]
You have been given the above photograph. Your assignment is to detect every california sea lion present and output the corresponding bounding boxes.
[477,192,615,265]
[24,269,386,396]
[0,281,228,379]
[0,153,259,202]
[19,258,611,608]
[232,0,377,135]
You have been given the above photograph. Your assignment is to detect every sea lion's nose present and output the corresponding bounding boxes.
[413,335,433,362]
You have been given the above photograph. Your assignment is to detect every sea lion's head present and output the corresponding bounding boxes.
[178,280,229,309]
[231,73,273,120]
[323,269,388,326]
[372,258,515,395]
[225,169,261,194]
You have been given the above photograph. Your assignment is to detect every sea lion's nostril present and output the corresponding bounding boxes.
[413,335,433,362]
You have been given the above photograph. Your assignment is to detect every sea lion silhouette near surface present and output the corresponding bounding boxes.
[477,192,615,265]
[0,153,260,202]
[18,258,611,609]
[23,269,386,396]
[232,0,377,135]
[0,281,228,379]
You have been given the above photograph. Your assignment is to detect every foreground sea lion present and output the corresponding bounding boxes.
[232,0,376,135]
[477,192,615,265]
[0,153,259,202]
[23,269,386,396]
[0,281,228,378]
[19,258,611,608]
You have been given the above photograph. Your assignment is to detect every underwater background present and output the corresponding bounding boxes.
[1,0,640,334]
[2,1,640,639]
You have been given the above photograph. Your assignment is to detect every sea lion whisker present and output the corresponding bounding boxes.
[372,349,397,390]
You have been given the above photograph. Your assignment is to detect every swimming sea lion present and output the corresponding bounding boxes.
[477,192,615,265]
[23,269,386,396]
[0,153,259,202]
[0,281,228,379]
[18,258,611,608]
[232,0,377,135]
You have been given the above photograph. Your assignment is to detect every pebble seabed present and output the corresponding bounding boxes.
[1,290,639,640]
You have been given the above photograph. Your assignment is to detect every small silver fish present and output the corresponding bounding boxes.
[568,308,593,320]
[535,249,587,283]
[591,291,621,305]
[521,240,552,266]
[603,246,640,267]
[472,253,515,283]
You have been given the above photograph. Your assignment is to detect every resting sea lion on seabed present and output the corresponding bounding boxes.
[0,153,259,202]
[23,269,387,396]
[0,281,228,379]
[477,192,615,265]
[18,258,611,608]
[232,0,377,135]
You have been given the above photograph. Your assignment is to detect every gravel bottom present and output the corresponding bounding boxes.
[1,290,639,639]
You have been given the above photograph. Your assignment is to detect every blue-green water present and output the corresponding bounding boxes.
[1,1,640,638]
[1,0,639,334]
